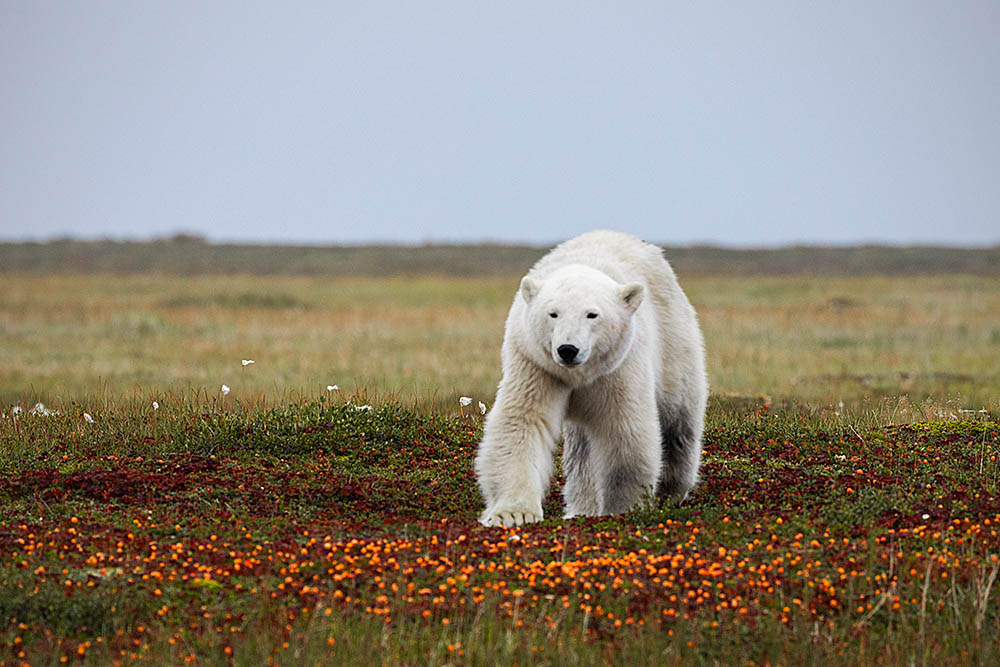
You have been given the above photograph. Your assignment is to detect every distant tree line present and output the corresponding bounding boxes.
[1,238,997,276]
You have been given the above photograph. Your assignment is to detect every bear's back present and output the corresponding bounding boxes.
[529,230,678,291]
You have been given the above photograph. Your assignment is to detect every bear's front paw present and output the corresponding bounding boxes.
[479,508,543,527]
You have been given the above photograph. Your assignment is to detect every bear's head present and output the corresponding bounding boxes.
[518,264,644,384]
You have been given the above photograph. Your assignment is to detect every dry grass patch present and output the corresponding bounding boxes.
[1,273,998,413]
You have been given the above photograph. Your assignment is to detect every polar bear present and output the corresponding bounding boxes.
[475,230,707,527]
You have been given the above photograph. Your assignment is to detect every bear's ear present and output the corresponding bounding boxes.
[520,276,541,303]
[620,282,645,312]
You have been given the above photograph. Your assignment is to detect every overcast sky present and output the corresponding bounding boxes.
[1,2,998,246]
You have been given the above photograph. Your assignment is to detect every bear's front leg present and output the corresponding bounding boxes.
[475,356,569,527]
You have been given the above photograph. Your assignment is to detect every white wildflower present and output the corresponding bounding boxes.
[509,534,521,541]
[922,513,930,520]
[479,401,487,415]
[152,401,159,410]
[30,402,53,416]
[459,396,473,407]
[353,404,373,412]
[327,385,340,391]
[11,405,23,416]
[83,413,94,423]
[221,384,230,396]
[241,359,255,367]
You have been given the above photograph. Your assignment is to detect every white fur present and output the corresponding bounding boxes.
[475,230,708,527]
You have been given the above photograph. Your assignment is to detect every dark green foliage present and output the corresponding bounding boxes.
[0,572,129,639]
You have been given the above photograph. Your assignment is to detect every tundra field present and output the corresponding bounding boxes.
[2,245,1000,665]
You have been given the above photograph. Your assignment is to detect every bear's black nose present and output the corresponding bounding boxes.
[557,344,579,364]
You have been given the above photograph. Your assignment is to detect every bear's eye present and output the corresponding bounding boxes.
[549,312,558,319]
[586,312,598,319]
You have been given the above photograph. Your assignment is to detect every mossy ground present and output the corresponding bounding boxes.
[2,397,998,665]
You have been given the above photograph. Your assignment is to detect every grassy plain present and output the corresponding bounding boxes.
[2,249,1000,664]
[2,273,999,417]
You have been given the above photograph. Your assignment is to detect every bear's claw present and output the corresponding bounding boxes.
[480,510,542,527]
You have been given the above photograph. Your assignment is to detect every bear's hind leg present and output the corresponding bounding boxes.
[656,404,703,502]
[562,423,601,517]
